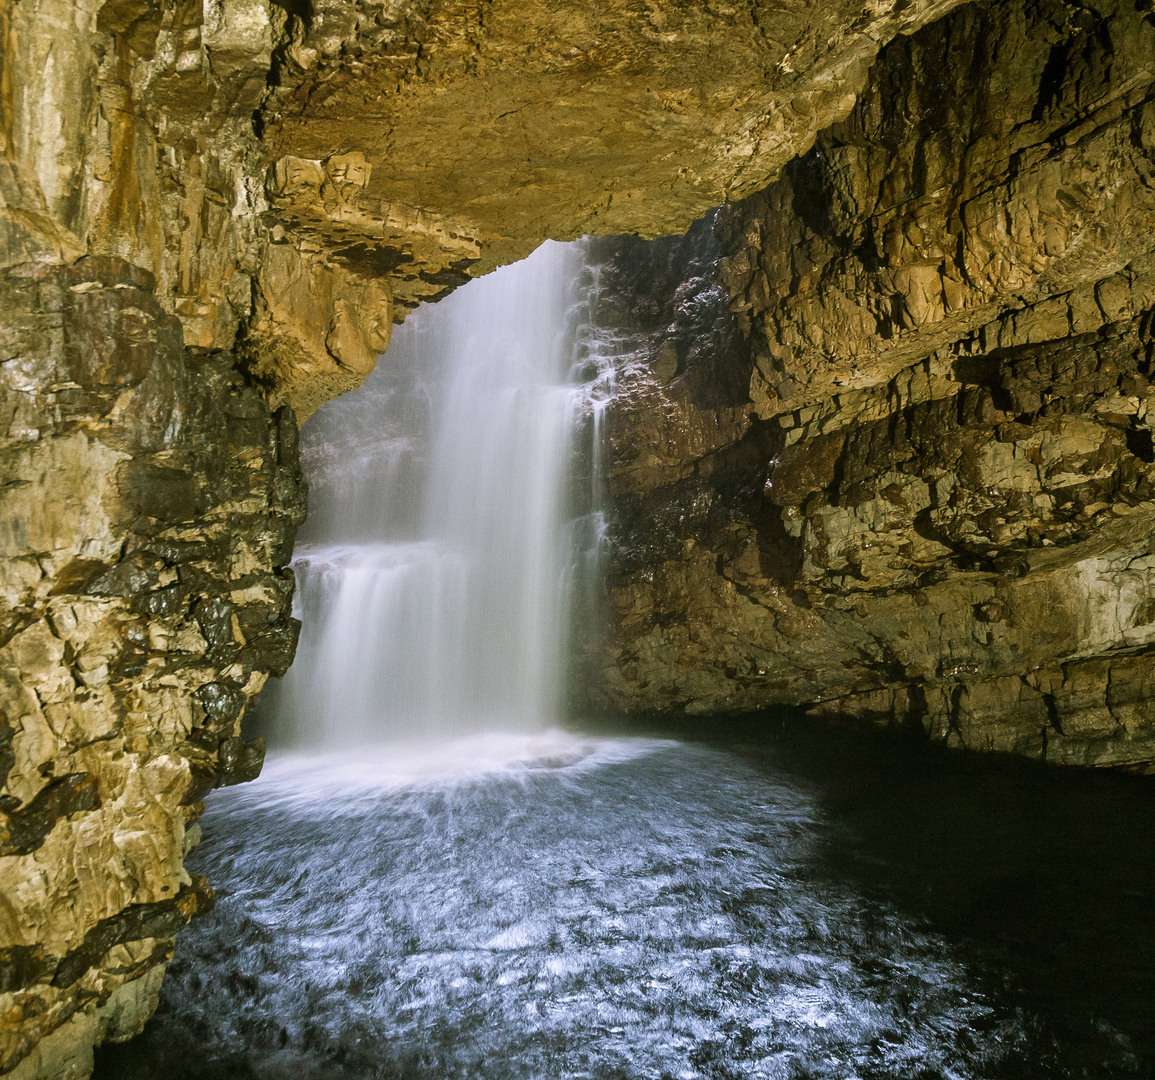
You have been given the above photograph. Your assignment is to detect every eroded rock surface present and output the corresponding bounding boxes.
[592,0,1155,769]
[260,0,969,282]
[2,0,1154,1072]
[256,0,974,412]
[0,256,303,1078]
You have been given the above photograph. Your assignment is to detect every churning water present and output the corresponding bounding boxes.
[269,240,610,746]
[95,726,1155,1079]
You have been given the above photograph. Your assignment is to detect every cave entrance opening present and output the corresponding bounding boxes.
[262,239,614,754]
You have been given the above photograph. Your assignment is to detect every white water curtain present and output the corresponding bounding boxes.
[274,241,591,747]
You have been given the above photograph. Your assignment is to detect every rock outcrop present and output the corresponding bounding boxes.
[591,0,1155,769]
[0,256,304,1078]
[0,0,991,1074]
[3,0,1154,1072]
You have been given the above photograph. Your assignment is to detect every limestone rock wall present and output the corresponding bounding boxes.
[593,0,1155,770]
[733,0,1155,419]
[256,0,976,409]
[0,0,986,1073]
[0,5,310,1073]
[0,256,304,1079]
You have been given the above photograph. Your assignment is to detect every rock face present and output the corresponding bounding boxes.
[257,0,973,411]
[0,256,304,1078]
[1,0,1153,1073]
[260,0,968,274]
[591,0,1155,769]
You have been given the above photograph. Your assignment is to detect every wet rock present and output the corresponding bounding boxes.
[592,0,1155,771]
[0,774,102,858]
[0,260,304,1075]
[215,736,266,788]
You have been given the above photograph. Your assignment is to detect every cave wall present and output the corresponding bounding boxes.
[0,258,303,1078]
[0,3,308,1073]
[0,0,984,1074]
[593,0,1155,769]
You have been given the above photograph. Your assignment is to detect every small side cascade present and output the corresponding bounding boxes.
[271,239,614,747]
[562,257,619,698]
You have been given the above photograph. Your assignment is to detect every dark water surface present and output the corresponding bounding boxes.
[94,721,1155,1080]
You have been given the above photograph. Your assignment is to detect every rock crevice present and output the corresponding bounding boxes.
[591,0,1155,770]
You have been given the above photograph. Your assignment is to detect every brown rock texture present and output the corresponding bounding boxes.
[256,0,976,411]
[592,0,1155,770]
[0,256,304,1079]
[260,0,969,277]
[3,0,1154,1071]
[0,0,986,1073]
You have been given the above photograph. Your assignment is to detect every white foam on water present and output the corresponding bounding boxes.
[154,742,1037,1080]
[241,731,679,807]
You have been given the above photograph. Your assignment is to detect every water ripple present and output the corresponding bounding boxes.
[98,737,1049,1079]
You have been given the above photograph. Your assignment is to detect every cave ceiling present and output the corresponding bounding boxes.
[258,0,971,307]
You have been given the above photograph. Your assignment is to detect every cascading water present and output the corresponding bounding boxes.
[271,240,611,747]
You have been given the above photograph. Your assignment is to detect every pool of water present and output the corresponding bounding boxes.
[94,722,1155,1079]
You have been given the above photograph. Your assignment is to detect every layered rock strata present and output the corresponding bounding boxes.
[0,257,304,1078]
[592,0,1155,769]
[258,0,978,411]
[1,0,989,1074]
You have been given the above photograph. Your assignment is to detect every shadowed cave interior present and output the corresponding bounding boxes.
[94,233,1155,1079]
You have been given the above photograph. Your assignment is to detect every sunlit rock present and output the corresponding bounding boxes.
[2,0,1155,1071]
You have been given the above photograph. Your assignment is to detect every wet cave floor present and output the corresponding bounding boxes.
[94,718,1155,1080]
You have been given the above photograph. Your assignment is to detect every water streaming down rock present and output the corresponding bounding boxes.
[272,240,612,747]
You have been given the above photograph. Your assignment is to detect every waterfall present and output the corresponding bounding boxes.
[272,240,611,748]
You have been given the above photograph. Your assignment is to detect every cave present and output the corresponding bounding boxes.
[2,0,1154,1075]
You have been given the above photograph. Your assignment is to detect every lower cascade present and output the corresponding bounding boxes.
[272,239,605,747]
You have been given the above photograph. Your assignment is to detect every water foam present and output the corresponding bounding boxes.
[243,732,678,807]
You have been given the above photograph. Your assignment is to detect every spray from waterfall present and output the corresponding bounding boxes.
[270,240,614,748]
